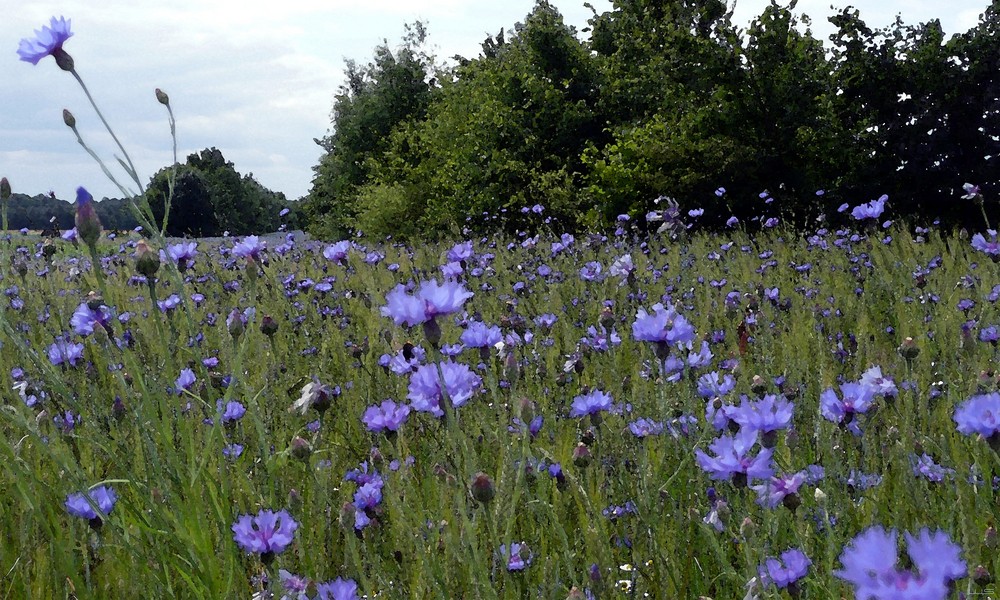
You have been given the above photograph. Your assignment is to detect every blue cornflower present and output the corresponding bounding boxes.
[954,392,1000,446]
[407,361,482,417]
[70,301,111,336]
[499,542,532,571]
[628,418,664,438]
[381,280,473,327]
[316,578,359,600]
[695,428,773,485]
[759,548,811,589]
[18,16,74,67]
[570,389,613,419]
[361,400,411,433]
[65,485,117,523]
[632,303,696,347]
[231,509,298,559]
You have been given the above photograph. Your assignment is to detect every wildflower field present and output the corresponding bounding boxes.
[2,206,1000,599]
[7,13,1000,600]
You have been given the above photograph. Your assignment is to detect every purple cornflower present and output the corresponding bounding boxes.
[157,294,181,313]
[407,361,482,417]
[500,542,531,571]
[570,389,613,419]
[954,392,1000,445]
[70,301,111,336]
[381,280,473,327]
[835,526,966,599]
[48,338,85,367]
[851,195,887,221]
[447,241,474,263]
[729,394,794,442]
[962,182,982,200]
[323,240,351,264]
[165,242,198,272]
[759,548,811,589]
[971,231,1000,259]
[218,400,246,423]
[175,368,196,393]
[460,320,502,350]
[361,400,411,432]
[911,453,953,482]
[694,428,773,485]
[697,371,736,398]
[859,365,897,398]
[316,578,359,600]
[579,261,603,282]
[231,235,265,261]
[278,570,310,599]
[231,509,298,558]
[18,16,73,66]
[752,471,806,509]
[628,418,664,438]
[65,485,117,522]
[632,303,696,347]
[820,382,875,435]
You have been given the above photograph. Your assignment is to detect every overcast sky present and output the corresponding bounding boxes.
[0,0,989,203]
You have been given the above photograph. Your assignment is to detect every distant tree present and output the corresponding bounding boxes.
[146,165,219,237]
[304,22,438,239]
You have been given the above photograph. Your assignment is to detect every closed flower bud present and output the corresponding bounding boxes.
[470,472,495,504]
[566,588,586,600]
[155,88,170,106]
[898,336,919,360]
[86,291,104,311]
[0,177,10,201]
[973,564,993,586]
[135,239,160,277]
[986,525,997,549]
[288,488,302,513]
[260,315,278,338]
[74,186,102,247]
[572,443,592,468]
[599,307,615,329]
[63,109,76,128]
[814,488,826,504]
[750,374,767,395]
[289,436,312,461]
[739,516,756,538]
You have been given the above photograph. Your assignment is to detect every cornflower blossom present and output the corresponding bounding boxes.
[759,548,811,589]
[316,578,359,600]
[231,509,298,559]
[609,254,634,284]
[380,280,474,327]
[231,235,265,261]
[729,394,794,445]
[752,471,806,509]
[278,570,310,599]
[835,526,966,599]
[323,240,351,264]
[697,371,736,398]
[65,485,117,522]
[911,454,953,482]
[165,242,198,272]
[579,261,603,282]
[500,542,532,571]
[70,301,111,336]
[954,392,1000,452]
[628,418,664,438]
[361,400,411,433]
[962,182,982,200]
[48,338,85,367]
[175,368,196,393]
[694,428,773,486]
[460,321,502,350]
[851,195,887,220]
[859,365,897,398]
[570,390,613,419]
[632,303,696,348]
[446,241,473,263]
[971,230,1000,259]
[218,400,246,424]
[18,16,73,66]
[157,294,181,313]
[407,361,482,417]
[820,382,876,435]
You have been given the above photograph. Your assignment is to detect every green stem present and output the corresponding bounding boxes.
[70,69,144,193]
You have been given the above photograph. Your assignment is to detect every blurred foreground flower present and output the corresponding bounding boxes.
[65,485,117,527]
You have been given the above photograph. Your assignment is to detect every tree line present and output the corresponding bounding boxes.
[3,147,298,237]
[303,0,1000,239]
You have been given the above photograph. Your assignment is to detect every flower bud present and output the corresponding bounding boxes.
[985,525,997,549]
[0,177,10,201]
[260,315,278,338]
[135,239,160,277]
[289,436,312,461]
[739,516,756,538]
[155,88,170,106]
[750,374,767,395]
[470,472,495,504]
[572,443,592,468]
[63,109,76,128]
[288,488,302,513]
[898,336,919,360]
[74,187,102,248]
[599,307,615,329]
[973,564,993,587]
[814,488,826,504]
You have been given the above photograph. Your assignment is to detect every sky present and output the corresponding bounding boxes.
[0,0,990,203]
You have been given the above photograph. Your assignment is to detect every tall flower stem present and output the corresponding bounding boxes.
[70,69,144,194]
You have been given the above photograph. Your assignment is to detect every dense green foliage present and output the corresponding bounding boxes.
[146,148,293,237]
[305,0,1000,239]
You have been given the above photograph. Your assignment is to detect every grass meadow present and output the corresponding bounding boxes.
[0,214,996,599]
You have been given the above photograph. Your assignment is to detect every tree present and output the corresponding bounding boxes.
[305,22,437,239]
